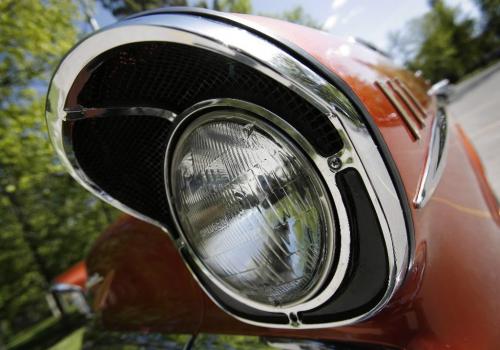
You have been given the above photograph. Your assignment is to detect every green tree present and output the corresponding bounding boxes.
[0,0,117,342]
[474,0,500,59]
[100,0,188,17]
[99,0,252,16]
[98,0,320,30]
[389,0,479,82]
[215,0,252,13]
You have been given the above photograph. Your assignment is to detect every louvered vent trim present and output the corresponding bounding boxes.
[375,79,428,140]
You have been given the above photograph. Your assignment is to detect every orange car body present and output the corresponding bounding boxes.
[52,12,500,350]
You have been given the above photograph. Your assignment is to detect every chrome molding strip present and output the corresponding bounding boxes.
[375,81,421,140]
[414,108,449,208]
[395,79,428,118]
[64,106,177,122]
[389,81,425,126]
[46,13,410,328]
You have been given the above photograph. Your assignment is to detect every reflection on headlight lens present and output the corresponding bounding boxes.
[170,113,333,306]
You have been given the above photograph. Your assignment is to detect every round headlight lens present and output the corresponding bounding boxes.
[170,111,334,307]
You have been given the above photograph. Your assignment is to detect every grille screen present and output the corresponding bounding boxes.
[71,42,342,225]
[72,116,171,223]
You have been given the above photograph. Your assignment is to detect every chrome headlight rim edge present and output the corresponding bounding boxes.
[168,111,336,309]
[163,98,347,315]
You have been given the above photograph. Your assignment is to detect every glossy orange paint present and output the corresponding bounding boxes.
[86,216,204,333]
[85,15,500,350]
[455,124,500,226]
[54,260,87,289]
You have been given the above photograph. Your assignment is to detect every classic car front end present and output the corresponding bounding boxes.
[45,8,500,349]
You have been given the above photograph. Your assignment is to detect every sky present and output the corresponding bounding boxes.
[94,0,481,51]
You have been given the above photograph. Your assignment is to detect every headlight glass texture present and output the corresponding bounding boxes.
[170,113,333,306]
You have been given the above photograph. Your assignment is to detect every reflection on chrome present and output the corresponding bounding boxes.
[414,108,448,208]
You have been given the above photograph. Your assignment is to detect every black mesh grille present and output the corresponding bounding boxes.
[71,42,343,224]
[71,116,171,223]
[77,42,342,154]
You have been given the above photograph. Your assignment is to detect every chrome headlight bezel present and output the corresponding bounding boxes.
[164,99,345,314]
[168,110,335,308]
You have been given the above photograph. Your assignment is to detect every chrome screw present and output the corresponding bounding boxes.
[176,238,186,249]
[327,156,342,172]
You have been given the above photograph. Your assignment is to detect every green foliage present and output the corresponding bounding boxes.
[389,0,479,82]
[48,327,85,350]
[99,0,253,16]
[0,0,118,343]
[194,334,274,350]
[6,317,58,349]
[99,0,255,17]
[0,0,76,106]
[100,0,188,17]
[474,0,500,33]
[98,0,319,30]
[81,328,274,349]
[474,0,500,56]
[215,0,252,13]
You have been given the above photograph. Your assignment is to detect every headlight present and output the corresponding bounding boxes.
[169,110,335,307]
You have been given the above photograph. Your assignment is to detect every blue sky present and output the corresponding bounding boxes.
[94,0,480,50]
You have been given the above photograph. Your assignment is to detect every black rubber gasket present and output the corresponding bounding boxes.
[299,168,389,323]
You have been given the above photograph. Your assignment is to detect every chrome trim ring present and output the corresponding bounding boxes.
[65,106,177,122]
[46,12,411,328]
[164,99,347,314]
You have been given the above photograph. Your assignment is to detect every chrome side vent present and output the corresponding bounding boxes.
[375,79,428,140]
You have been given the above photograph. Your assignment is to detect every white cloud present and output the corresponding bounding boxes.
[331,0,347,10]
[322,15,338,31]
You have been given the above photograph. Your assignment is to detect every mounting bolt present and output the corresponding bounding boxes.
[327,156,342,172]
[176,238,186,249]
